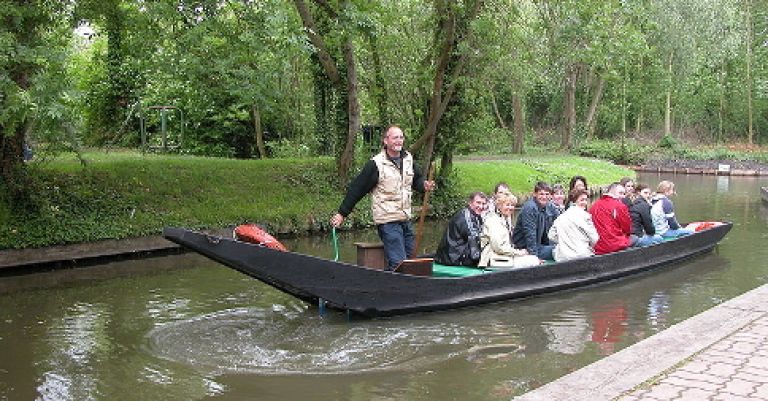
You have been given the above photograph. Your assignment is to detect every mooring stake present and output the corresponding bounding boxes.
[318,297,326,316]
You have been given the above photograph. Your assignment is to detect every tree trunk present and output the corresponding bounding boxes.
[621,73,627,135]
[293,0,341,86]
[294,0,361,185]
[512,93,525,154]
[411,0,481,168]
[718,63,726,144]
[438,151,453,181]
[489,88,507,130]
[411,6,455,164]
[745,0,754,145]
[252,104,266,158]
[367,33,389,126]
[1,69,30,196]
[338,37,360,185]
[664,51,674,136]
[561,65,577,149]
[585,75,605,138]
[0,128,25,191]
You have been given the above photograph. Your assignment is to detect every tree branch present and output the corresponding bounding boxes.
[293,0,342,86]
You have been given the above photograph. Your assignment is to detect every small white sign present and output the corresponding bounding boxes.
[718,164,731,173]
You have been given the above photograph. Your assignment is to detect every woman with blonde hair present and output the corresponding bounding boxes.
[650,180,694,237]
[479,193,541,268]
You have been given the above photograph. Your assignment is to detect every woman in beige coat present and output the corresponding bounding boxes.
[479,193,541,268]
[548,189,599,262]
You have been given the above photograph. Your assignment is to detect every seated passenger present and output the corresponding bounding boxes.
[435,192,487,266]
[512,182,560,260]
[551,184,566,213]
[567,175,589,209]
[569,175,588,192]
[651,180,694,238]
[486,182,511,216]
[548,189,599,262]
[619,177,637,207]
[629,184,664,247]
[590,182,638,254]
[479,193,541,268]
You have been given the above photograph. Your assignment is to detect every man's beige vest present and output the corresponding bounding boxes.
[371,150,414,224]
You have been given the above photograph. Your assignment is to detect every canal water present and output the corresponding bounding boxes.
[1,173,766,401]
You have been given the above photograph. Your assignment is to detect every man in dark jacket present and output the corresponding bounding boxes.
[512,182,560,260]
[330,125,435,270]
[629,184,664,247]
[434,192,487,266]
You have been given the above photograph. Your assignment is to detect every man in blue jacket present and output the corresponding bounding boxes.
[512,181,561,260]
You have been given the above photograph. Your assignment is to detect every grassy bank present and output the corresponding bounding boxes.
[0,150,632,249]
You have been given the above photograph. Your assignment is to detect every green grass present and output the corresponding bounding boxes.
[0,150,633,249]
[454,155,633,196]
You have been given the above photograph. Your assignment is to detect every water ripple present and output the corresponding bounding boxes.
[145,307,526,375]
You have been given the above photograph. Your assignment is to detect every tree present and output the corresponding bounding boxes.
[0,1,64,198]
[293,0,362,185]
[410,0,484,172]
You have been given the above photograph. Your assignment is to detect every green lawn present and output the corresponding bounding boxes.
[0,150,632,249]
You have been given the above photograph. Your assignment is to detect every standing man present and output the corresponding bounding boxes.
[590,182,638,254]
[512,182,560,260]
[330,125,436,270]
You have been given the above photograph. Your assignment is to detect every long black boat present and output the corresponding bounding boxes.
[163,222,732,317]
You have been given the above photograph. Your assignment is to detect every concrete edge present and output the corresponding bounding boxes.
[632,166,768,176]
[513,284,768,401]
[0,228,233,269]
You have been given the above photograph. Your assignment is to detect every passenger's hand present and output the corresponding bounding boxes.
[424,180,437,192]
[330,213,344,228]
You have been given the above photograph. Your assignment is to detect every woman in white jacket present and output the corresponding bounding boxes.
[479,193,541,268]
[548,189,600,262]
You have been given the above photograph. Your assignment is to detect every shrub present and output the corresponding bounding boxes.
[575,140,652,165]
[658,134,678,149]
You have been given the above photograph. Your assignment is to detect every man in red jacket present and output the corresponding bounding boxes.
[590,183,638,255]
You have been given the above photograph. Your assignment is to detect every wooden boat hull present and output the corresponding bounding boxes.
[163,222,732,317]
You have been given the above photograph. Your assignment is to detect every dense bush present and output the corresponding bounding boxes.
[575,140,654,165]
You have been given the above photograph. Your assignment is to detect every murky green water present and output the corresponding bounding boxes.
[1,173,766,401]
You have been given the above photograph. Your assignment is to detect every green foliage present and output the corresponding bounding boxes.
[0,151,630,249]
[266,138,317,159]
[575,140,653,165]
[428,170,465,218]
[658,134,679,149]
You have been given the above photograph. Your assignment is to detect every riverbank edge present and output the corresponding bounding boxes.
[513,283,768,401]
[0,228,231,269]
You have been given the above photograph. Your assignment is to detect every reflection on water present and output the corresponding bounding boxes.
[647,291,671,328]
[1,174,768,400]
[589,301,627,355]
[36,302,109,401]
[542,310,590,355]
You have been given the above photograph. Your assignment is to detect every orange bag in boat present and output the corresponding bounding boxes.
[234,224,288,251]
[686,221,720,232]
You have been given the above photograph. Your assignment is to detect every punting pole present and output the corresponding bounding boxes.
[413,162,436,258]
